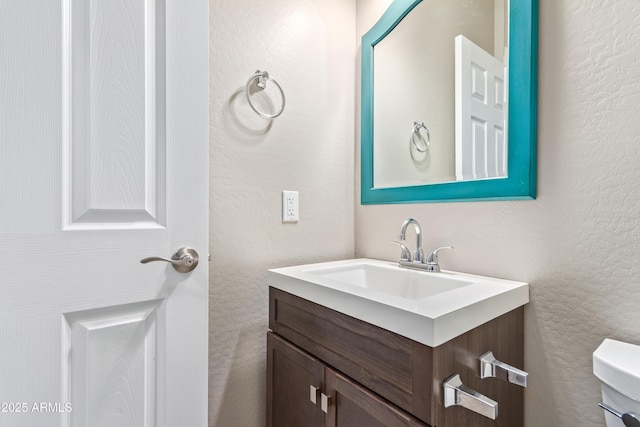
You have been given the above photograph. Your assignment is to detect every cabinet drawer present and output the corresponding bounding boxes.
[269,287,435,424]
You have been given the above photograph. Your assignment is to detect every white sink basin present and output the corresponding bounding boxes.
[307,262,474,299]
[268,258,528,347]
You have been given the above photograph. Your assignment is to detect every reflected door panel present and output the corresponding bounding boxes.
[455,35,507,181]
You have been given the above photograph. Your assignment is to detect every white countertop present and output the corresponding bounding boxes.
[268,258,529,347]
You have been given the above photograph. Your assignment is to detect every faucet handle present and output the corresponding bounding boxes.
[426,246,453,262]
[390,241,412,262]
[425,246,453,271]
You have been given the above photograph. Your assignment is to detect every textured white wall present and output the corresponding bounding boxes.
[208,1,355,426]
[356,1,640,426]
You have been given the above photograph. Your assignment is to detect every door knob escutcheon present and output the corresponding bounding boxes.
[140,247,199,273]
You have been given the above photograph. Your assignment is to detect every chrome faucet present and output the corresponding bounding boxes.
[394,218,452,272]
[399,218,424,262]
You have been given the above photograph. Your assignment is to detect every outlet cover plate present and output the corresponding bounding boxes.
[282,191,299,223]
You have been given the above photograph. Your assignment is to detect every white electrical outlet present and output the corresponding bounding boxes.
[282,191,299,223]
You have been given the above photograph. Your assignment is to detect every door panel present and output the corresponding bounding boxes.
[64,0,166,227]
[455,34,507,181]
[63,300,164,427]
[0,0,208,425]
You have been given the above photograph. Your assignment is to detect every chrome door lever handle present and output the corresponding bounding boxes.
[480,351,528,387]
[443,374,498,420]
[140,247,199,273]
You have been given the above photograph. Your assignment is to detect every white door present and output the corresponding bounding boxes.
[455,34,507,181]
[0,1,208,426]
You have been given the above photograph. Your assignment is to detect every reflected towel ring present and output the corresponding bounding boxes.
[245,70,286,119]
[411,121,430,152]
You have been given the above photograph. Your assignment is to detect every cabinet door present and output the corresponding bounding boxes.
[325,368,430,427]
[267,332,324,427]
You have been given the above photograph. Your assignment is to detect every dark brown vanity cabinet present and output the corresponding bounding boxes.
[267,332,428,427]
[267,287,524,427]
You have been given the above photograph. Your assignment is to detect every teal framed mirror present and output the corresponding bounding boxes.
[361,0,538,204]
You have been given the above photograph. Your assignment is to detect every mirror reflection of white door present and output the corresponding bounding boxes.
[455,34,507,181]
[0,1,208,426]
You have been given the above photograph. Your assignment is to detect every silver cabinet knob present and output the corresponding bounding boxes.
[309,385,319,405]
[320,393,331,414]
[443,374,498,420]
[140,247,199,273]
[480,351,528,387]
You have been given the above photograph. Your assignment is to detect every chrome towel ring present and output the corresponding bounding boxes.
[245,70,286,119]
[411,121,430,152]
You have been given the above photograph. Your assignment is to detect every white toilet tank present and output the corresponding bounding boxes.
[593,339,640,426]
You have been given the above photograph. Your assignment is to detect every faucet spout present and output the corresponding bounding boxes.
[398,218,424,263]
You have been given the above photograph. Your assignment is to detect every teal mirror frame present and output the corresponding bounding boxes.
[361,0,538,204]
